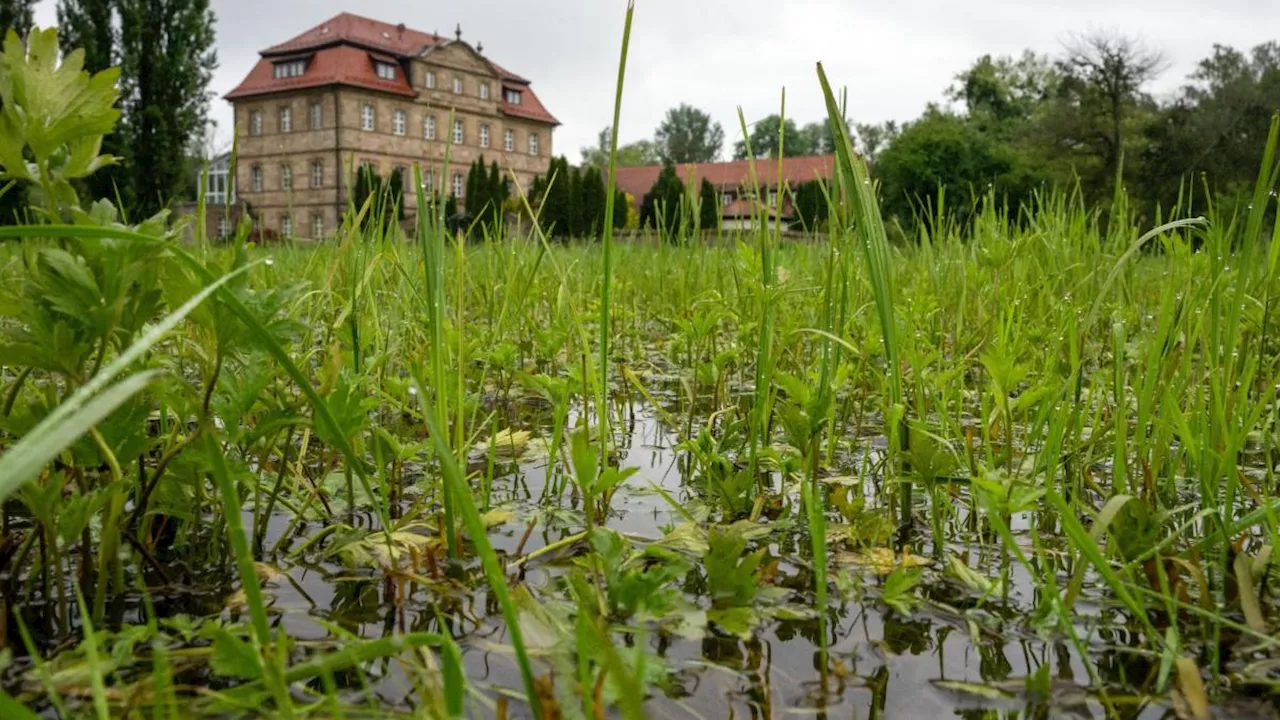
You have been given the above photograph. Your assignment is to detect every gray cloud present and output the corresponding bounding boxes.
[32,0,1280,162]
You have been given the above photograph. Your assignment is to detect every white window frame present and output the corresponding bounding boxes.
[452,76,463,94]
[312,213,324,239]
[529,133,539,156]
[361,104,375,132]
[453,119,464,145]
[375,62,397,81]
[250,165,262,192]
[310,102,322,129]
[424,170,433,193]
[452,172,464,198]
[279,106,291,133]
[393,109,407,136]
[505,89,521,105]
[217,216,230,239]
[311,160,323,188]
[250,110,263,136]
[424,115,436,140]
[722,192,733,206]
[426,71,436,89]
[280,164,292,191]
[273,60,305,79]
[503,129,514,152]
[480,83,490,100]
[281,214,292,237]
[480,124,490,148]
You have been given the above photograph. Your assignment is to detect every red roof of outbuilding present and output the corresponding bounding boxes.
[612,155,837,205]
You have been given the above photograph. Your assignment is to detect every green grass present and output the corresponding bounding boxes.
[5,18,1280,720]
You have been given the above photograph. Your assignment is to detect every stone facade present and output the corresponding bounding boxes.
[228,19,556,239]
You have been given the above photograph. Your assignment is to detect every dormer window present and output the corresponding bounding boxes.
[375,62,397,81]
[504,89,521,105]
[273,60,306,79]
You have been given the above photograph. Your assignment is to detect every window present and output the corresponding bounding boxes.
[503,129,514,152]
[250,165,262,192]
[375,62,397,81]
[424,115,436,140]
[310,102,322,129]
[504,89,521,104]
[426,71,436,89]
[452,76,463,94]
[424,170,433,193]
[280,164,292,191]
[452,172,464,198]
[217,216,230,239]
[528,133,539,156]
[393,109,407,136]
[722,193,733,206]
[206,164,228,205]
[479,124,490,148]
[250,110,263,135]
[279,106,292,133]
[312,213,324,239]
[311,160,323,188]
[768,191,778,208]
[273,60,306,79]
[480,83,490,100]
[361,104,375,131]
[453,119,464,144]
[281,214,292,237]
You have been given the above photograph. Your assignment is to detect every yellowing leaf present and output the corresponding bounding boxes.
[473,429,532,459]
[836,547,931,575]
[482,509,517,529]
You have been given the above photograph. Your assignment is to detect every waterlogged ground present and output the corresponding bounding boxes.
[16,392,1253,719]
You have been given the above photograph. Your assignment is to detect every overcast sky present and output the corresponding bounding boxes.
[29,0,1280,160]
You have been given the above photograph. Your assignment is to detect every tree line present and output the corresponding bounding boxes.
[577,32,1279,231]
[0,0,217,224]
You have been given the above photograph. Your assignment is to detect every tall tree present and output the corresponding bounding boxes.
[612,188,628,229]
[1049,32,1165,195]
[734,114,808,159]
[948,51,1059,128]
[581,126,662,169]
[640,161,684,240]
[698,177,719,231]
[655,104,724,164]
[1139,42,1280,213]
[579,166,606,238]
[0,0,35,39]
[797,118,852,156]
[116,0,217,217]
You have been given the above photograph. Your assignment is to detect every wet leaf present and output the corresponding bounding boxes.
[472,428,532,459]
[482,509,517,529]
[645,523,708,557]
[708,607,759,639]
[209,629,262,680]
[946,555,1002,598]
[882,567,924,615]
[1173,656,1210,720]
[932,679,1013,700]
[837,547,931,575]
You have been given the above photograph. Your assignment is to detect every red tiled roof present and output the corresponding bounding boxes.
[501,84,559,126]
[227,12,557,125]
[263,12,443,57]
[226,45,415,100]
[612,155,837,206]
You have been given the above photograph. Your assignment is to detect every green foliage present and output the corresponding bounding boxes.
[116,0,217,216]
[579,165,606,237]
[0,1,35,40]
[734,113,805,160]
[875,108,1046,226]
[580,125,660,169]
[792,180,828,232]
[655,103,724,163]
[0,28,121,215]
[351,164,403,231]
[639,161,684,239]
[698,177,718,231]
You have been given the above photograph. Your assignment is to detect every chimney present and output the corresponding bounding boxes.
[397,23,405,37]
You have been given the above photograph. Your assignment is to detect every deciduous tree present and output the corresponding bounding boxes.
[655,104,724,164]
